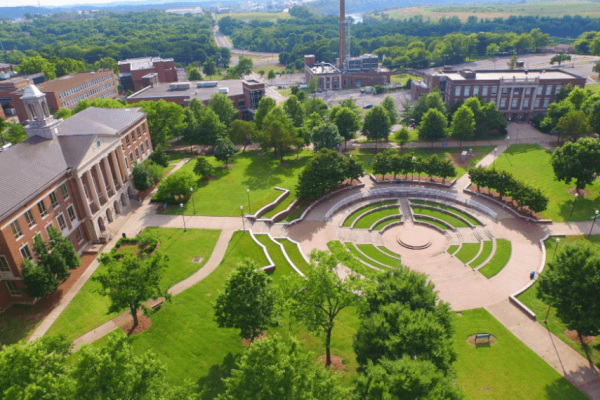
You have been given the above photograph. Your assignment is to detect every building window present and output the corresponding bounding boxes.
[535,98,541,108]
[11,220,23,239]
[545,85,552,95]
[38,200,48,217]
[511,99,518,108]
[49,192,59,208]
[526,87,531,96]
[524,99,530,108]
[555,85,561,94]
[125,136,131,147]
[140,143,145,154]
[67,205,77,222]
[0,256,10,272]
[57,214,67,231]
[464,86,470,96]
[502,87,508,95]
[145,139,149,151]
[238,99,245,107]
[135,148,140,160]
[482,86,488,96]
[142,124,147,133]
[455,86,461,96]
[137,127,141,138]
[6,281,20,297]
[76,227,84,243]
[131,131,136,142]
[491,86,497,95]
[543,99,550,107]
[500,98,506,108]
[125,156,130,169]
[20,244,32,261]
[537,86,543,95]
[24,210,36,227]
[129,153,134,163]
[473,86,479,96]
[513,87,519,95]
[60,183,69,199]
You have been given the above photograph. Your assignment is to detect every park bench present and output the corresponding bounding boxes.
[475,333,491,344]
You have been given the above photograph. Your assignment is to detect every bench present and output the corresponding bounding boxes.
[475,333,491,344]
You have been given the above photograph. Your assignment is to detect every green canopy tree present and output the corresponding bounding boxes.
[267,69,276,81]
[18,55,57,80]
[283,95,305,127]
[253,97,276,131]
[149,144,169,167]
[393,127,410,149]
[214,136,237,166]
[551,137,600,194]
[154,171,196,204]
[412,88,446,127]
[331,106,361,150]
[450,104,476,148]
[233,57,253,76]
[198,108,228,149]
[311,122,342,151]
[53,57,86,77]
[93,56,118,74]
[203,57,217,78]
[228,120,254,152]
[259,107,297,161]
[550,53,572,66]
[362,105,391,151]
[209,92,238,126]
[3,122,27,145]
[187,67,203,81]
[193,156,214,180]
[555,110,593,143]
[418,108,448,147]
[296,149,361,200]
[137,100,186,148]
[381,95,399,125]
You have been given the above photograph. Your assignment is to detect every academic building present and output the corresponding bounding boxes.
[0,84,152,310]
[0,72,46,120]
[412,68,586,121]
[118,57,178,92]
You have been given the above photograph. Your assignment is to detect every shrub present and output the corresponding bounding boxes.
[153,171,196,204]
[149,144,169,167]
[194,156,214,179]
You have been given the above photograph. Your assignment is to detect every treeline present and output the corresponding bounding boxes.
[372,150,457,183]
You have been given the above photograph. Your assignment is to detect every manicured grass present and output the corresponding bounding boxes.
[447,244,459,254]
[410,200,480,225]
[46,228,221,342]
[491,144,600,222]
[345,242,388,269]
[469,240,493,268]
[354,207,400,229]
[455,242,481,264]
[517,235,600,367]
[283,202,308,222]
[373,215,402,230]
[254,234,296,279]
[166,150,193,163]
[587,83,600,93]
[157,150,312,217]
[390,73,422,85]
[378,246,402,258]
[343,200,396,227]
[453,308,588,400]
[276,238,311,275]
[357,244,401,268]
[412,206,470,228]
[479,239,512,279]
[415,216,450,230]
[328,241,382,278]
[349,146,494,179]
[262,192,295,218]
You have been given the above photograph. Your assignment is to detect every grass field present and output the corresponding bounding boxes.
[216,11,291,22]
[587,83,600,93]
[448,244,459,254]
[517,235,600,367]
[415,216,450,230]
[385,1,600,21]
[455,242,481,264]
[254,234,296,279]
[276,238,311,275]
[343,201,396,227]
[479,239,512,279]
[261,192,294,219]
[345,242,389,269]
[328,241,382,278]
[410,200,481,226]
[157,150,312,217]
[353,207,400,229]
[453,308,588,400]
[378,246,402,258]
[356,244,401,268]
[373,215,402,230]
[412,206,470,228]
[47,228,221,342]
[469,240,493,268]
[491,144,600,222]
[390,73,422,85]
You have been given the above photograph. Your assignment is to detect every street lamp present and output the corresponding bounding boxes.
[190,187,196,215]
[589,210,599,236]
[553,237,560,260]
[180,203,186,232]
[240,205,246,231]
[493,147,497,170]
[569,193,578,221]
[506,136,510,149]
[246,188,252,215]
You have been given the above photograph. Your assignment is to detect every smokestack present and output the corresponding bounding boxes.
[339,0,346,69]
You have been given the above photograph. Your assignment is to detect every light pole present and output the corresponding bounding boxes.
[240,205,245,231]
[190,187,196,215]
[180,203,186,232]
[553,237,560,260]
[589,210,599,236]
[493,148,497,170]
[506,136,510,149]
[569,193,578,221]
[246,188,251,215]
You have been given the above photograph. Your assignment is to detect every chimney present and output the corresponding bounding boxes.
[339,0,346,69]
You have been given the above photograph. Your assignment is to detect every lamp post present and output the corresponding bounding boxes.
[190,187,196,215]
[493,147,497,170]
[553,237,560,260]
[411,156,416,180]
[246,188,251,215]
[506,136,510,149]
[569,193,578,221]
[180,203,186,232]
[240,205,245,231]
[589,210,599,236]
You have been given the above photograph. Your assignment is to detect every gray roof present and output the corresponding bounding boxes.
[57,134,97,168]
[129,80,247,102]
[0,136,68,219]
[57,106,145,137]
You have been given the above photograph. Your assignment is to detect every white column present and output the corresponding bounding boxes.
[117,146,130,180]
[508,87,514,112]
[84,170,100,212]
[531,87,538,111]
[102,157,116,194]
[519,88,526,111]
[75,175,93,218]
[93,164,109,203]
[110,151,124,187]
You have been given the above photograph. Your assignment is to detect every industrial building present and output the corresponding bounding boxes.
[118,57,178,92]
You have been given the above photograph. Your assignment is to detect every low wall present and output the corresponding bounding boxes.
[370,174,456,188]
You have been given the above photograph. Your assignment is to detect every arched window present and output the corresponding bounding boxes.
[42,101,50,118]
[28,104,38,120]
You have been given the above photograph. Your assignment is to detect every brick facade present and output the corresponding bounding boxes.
[118,57,178,92]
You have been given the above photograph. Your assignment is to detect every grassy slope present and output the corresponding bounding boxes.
[276,238,311,275]
[378,246,402,258]
[448,244,459,254]
[412,206,470,228]
[479,239,512,279]
[453,308,588,400]
[415,216,450,230]
[262,193,295,218]
[357,244,401,268]
[159,150,312,217]
[411,200,480,225]
[469,241,493,268]
[254,234,296,279]
[343,201,396,227]
[455,242,481,264]
[354,208,400,229]
[47,228,220,342]
[345,242,388,269]
[328,241,382,278]
[491,144,600,222]
[373,216,402,230]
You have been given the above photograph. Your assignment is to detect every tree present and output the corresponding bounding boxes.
[311,122,342,151]
[93,56,118,74]
[450,105,475,148]
[400,101,414,127]
[283,95,305,127]
[381,95,399,125]
[551,137,600,194]
[18,56,56,80]
[550,53,572,66]
[419,108,448,147]
[214,136,237,166]
[394,127,410,148]
[194,156,214,180]
[362,105,391,151]
[411,89,446,127]
[555,110,593,143]
[137,100,186,148]
[94,252,168,328]
[304,97,328,116]
[187,67,203,81]
[213,259,278,343]
[132,162,155,191]
[267,69,276,81]
[203,57,217,78]
[308,76,319,92]
[555,83,574,103]
[283,250,363,367]
[54,107,72,120]
[149,144,169,167]
[154,171,196,204]
[507,54,518,70]
[593,60,600,78]
[304,111,323,131]
[373,150,394,180]
[234,57,253,76]
[537,243,600,338]
[217,335,347,400]
[331,106,360,150]
[296,149,357,200]
[199,108,228,149]
[21,259,59,299]
[486,43,500,55]
[253,97,276,131]
[259,107,297,161]
[229,120,253,152]
[481,101,508,136]
[209,93,238,127]
[438,159,457,183]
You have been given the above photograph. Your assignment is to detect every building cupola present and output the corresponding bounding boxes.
[21,84,61,140]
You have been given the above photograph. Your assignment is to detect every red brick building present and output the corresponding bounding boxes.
[0,84,152,310]
[118,57,178,92]
[0,72,45,120]
[412,68,586,121]
[304,54,391,90]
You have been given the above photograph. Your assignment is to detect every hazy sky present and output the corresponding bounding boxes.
[0,0,150,7]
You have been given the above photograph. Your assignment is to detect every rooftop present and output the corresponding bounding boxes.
[118,57,175,71]
[128,79,258,102]
[36,70,115,93]
[307,62,341,74]
[0,72,44,89]
[431,69,584,81]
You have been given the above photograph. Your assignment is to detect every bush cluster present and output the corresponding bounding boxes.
[373,150,456,183]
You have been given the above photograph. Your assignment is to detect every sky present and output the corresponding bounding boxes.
[0,0,154,7]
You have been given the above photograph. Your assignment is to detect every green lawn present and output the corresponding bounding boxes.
[276,238,311,275]
[412,206,470,228]
[517,235,600,367]
[357,244,401,268]
[345,242,388,269]
[254,234,296,279]
[373,215,402,230]
[343,201,397,227]
[410,200,481,225]
[455,242,481,264]
[586,83,600,93]
[491,144,600,222]
[353,207,400,229]
[479,239,512,279]
[328,241,381,278]
[46,228,221,342]
[469,241,493,268]
[158,150,312,217]
[378,246,402,258]
[282,202,308,222]
[453,308,588,400]
[262,192,295,219]
[415,216,450,230]
[390,73,422,85]
[447,244,459,254]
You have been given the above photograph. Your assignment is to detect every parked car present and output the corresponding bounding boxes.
[363,104,373,109]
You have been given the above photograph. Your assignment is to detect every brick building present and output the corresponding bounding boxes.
[0,72,45,120]
[11,70,118,123]
[0,84,152,310]
[412,68,586,121]
[126,79,266,121]
[118,57,178,92]
[304,54,391,90]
